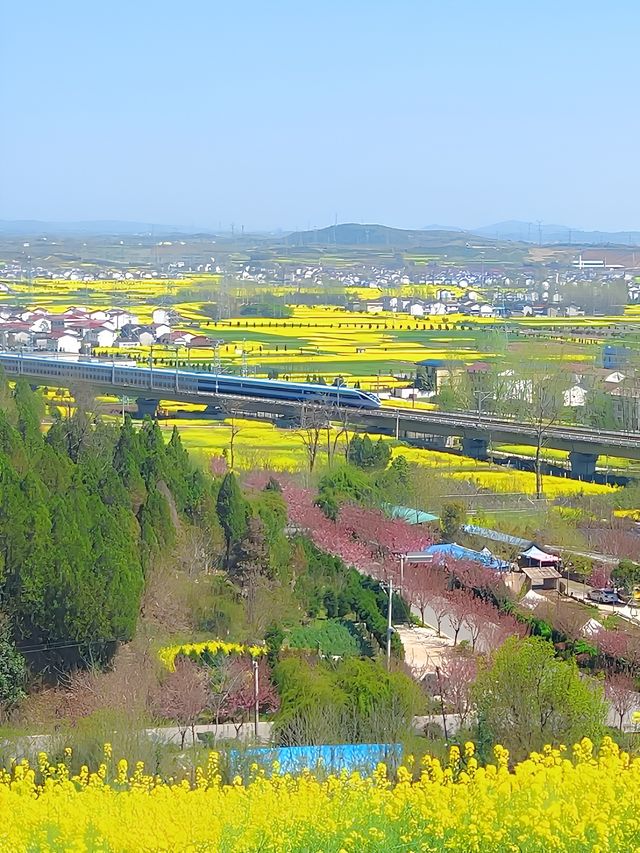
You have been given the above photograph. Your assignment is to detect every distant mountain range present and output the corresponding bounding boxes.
[2,218,640,247]
[0,220,213,237]
[472,220,640,246]
[288,221,640,248]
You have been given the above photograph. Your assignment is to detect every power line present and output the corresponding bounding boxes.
[17,637,116,654]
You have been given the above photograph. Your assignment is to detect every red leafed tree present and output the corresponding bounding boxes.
[216,657,280,735]
[279,485,433,574]
[448,559,502,596]
[210,455,228,477]
[463,596,499,650]
[447,589,474,646]
[481,613,526,652]
[594,628,630,663]
[588,563,612,589]
[438,648,478,727]
[152,658,209,749]
[605,672,637,731]
[337,505,432,561]
[404,563,449,627]
[430,593,451,637]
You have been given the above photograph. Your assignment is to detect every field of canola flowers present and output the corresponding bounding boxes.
[160,417,619,498]
[17,277,640,390]
[1,738,639,851]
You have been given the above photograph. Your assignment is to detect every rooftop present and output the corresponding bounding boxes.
[520,565,562,583]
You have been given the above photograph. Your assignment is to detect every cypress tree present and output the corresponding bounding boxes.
[216,472,249,566]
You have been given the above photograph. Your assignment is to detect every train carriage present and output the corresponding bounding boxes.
[0,354,381,410]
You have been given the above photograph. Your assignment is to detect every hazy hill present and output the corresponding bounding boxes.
[284,222,492,248]
[0,220,213,237]
[475,220,640,246]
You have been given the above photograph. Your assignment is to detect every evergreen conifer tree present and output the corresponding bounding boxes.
[216,472,249,566]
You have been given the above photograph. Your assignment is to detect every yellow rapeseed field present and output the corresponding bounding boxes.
[0,738,638,851]
[159,417,619,498]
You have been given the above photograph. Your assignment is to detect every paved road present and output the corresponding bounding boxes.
[412,604,475,647]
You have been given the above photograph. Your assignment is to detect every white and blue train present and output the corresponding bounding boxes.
[0,353,382,410]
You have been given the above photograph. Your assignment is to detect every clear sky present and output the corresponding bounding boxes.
[2,0,639,231]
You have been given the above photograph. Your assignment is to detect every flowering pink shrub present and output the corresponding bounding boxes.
[210,455,228,477]
[279,485,432,573]
[588,563,612,589]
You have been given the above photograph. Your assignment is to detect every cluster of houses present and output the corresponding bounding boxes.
[0,306,211,354]
[346,292,587,319]
[410,348,640,431]
[0,263,184,283]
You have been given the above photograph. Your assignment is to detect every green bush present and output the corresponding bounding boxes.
[272,656,423,745]
[287,620,363,657]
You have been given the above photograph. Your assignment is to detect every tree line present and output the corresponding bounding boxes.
[0,373,220,704]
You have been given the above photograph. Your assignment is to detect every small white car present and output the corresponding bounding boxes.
[588,588,618,604]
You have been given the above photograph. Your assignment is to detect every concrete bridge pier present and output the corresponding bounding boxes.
[461,436,490,460]
[569,451,599,480]
[135,398,159,419]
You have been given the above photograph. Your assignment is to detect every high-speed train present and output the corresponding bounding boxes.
[0,353,382,410]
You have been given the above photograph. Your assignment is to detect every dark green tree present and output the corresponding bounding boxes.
[440,502,467,541]
[14,379,45,445]
[0,616,25,711]
[216,472,249,566]
[265,623,285,668]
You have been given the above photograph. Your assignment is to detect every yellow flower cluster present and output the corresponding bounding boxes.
[158,639,265,671]
[0,738,639,851]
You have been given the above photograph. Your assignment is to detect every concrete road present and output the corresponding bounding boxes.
[395,625,453,674]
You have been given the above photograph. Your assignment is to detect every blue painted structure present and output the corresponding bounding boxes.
[229,743,403,778]
[602,345,630,370]
[421,542,510,571]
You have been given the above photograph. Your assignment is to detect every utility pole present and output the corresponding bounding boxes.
[241,341,248,378]
[386,576,393,671]
[148,345,154,390]
[435,666,449,742]
[252,658,260,739]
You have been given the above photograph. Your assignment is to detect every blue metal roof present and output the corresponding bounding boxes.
[462,524,531,549]
[421,542,510,571]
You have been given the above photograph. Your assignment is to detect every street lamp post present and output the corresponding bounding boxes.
[252,658,260,739]
[386,575,393,671]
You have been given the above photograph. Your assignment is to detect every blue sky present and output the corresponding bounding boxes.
[2,0,638,231]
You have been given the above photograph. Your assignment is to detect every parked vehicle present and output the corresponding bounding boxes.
[588,588,618,604]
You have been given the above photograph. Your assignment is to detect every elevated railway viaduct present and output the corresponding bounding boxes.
[4,355,639,480]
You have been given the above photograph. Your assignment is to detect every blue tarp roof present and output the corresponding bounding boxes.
[421,542,510,571]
